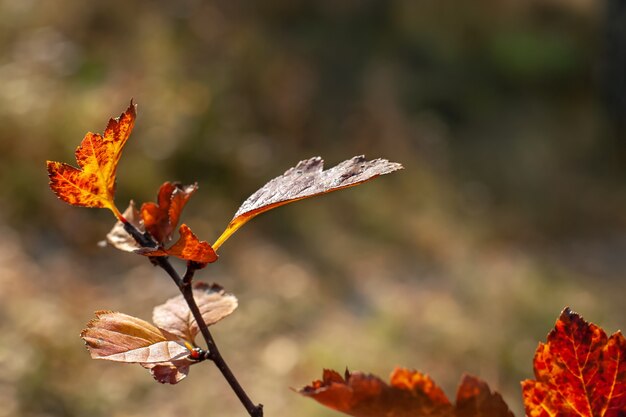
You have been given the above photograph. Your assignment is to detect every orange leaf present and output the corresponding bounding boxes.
[141,224,218,264]
[298,368,513,417]
[212,155,403,250]
[522,307,626,417]
[455,375,514,417]
[152,282,238,343]
[80,311,189,364]
[47,101,136,219]
[141,182,198,244]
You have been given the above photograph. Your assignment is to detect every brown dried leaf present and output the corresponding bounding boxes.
[213,155,403,250]
[81,311,189,364]
[152,282,238,343]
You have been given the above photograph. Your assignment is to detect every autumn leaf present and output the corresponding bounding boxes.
[105,202,215,264]
[141,182,198,244]
[80,311,189,364]
[140,224,218,265]
[298,368,513,417]
[81,285,237,384]
[47,101,136,220]
[81,310,194,384]
[152,282,238,343]
[522,307,626,417]
[212,155,403,250]
[455,375,515,417]
[105,185,213,264]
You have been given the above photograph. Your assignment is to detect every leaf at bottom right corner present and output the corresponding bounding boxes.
[298,368,514,417]
[522,307,626,417]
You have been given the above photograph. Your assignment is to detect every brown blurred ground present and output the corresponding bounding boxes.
[1,1,625,416]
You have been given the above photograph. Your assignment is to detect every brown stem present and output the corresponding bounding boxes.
[181,264,263,417]
[124,222,263,417]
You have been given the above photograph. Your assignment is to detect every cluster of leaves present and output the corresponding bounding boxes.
[47,102,625,416]
[299,308,626,417]
[81,283,236,383]
[105,183,217,265]
[47,101,403,264]
[300,369,513,417]
[46,102,402,394]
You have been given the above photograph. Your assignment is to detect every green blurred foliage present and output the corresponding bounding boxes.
[0,0,625,416]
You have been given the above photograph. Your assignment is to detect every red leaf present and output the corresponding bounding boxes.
[141,182,198,244]
[141,224,218,264]
[213,156,403,250]
[522,307,626,417]
[298,368,513,417]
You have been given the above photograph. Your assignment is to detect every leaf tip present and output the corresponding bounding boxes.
[127,98,137,116]
[560,306,575,318]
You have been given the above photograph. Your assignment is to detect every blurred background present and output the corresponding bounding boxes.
[1,0,625,416]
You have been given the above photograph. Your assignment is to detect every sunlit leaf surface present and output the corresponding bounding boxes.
[47,101,136,219]
[522,307,626,417]
[213,155,403,250]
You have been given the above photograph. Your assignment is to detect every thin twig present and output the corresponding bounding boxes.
[123,221,263,417]
[181,264,263,417]
[123,222,156,248]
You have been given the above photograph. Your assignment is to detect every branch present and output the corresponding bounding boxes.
[180,263,263,417]
[123,222,263,417]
